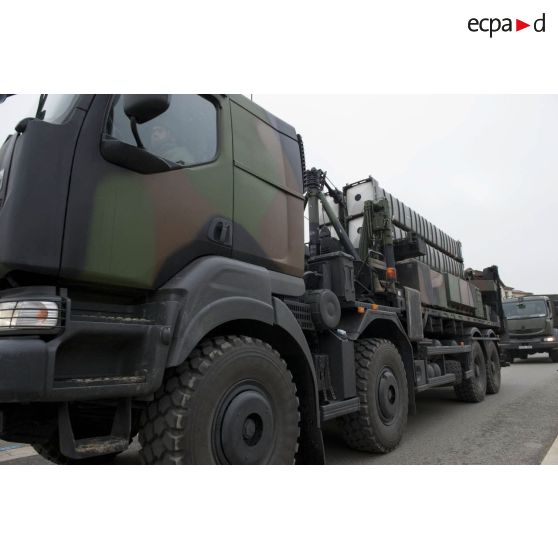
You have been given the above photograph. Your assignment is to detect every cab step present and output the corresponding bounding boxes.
[58,399,131,460]
[73,436,129,458]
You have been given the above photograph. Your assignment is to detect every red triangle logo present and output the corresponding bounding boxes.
[516,19,530,31]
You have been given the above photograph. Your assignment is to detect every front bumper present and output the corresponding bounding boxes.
[0,290,180,404]
[500,339,558,355]
[0,337,50,401]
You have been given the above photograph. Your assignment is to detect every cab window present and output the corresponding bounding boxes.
[39,94,79,123]
[106,95,217,167]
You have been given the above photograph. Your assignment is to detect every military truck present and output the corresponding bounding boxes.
[501,295,558,362]
[0,94,507,464]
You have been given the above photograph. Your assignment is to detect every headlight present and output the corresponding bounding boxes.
[0,301,59,330]
[544,336,555,342]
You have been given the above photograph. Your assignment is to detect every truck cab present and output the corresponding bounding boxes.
[0,94,316,464]
[501,296,558,362]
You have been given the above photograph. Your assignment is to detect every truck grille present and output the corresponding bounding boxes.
[280,297,314,331]
[510,328,544,337]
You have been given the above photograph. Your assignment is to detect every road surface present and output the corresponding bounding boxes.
[1,356,557,465]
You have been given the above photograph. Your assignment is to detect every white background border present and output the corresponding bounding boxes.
[1,1,556,557]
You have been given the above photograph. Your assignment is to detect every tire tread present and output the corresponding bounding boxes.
[139,335,300,465]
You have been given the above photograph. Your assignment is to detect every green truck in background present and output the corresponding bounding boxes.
[501,295,558,363]
[0,94,507,464]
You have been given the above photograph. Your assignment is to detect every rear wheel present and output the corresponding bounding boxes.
[485,342,501,395]
[454,341,486,402]
[340,338,408,453]
[139,336,300,464]
[550,350,558,363]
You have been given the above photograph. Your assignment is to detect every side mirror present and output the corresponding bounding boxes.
[122,95,170,149]
[123,95,170,124]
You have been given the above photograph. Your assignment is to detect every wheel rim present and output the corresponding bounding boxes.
[213,382,275,464]
[376,367,399,425]
[475,359,481,378]
[474,352,485,380]
[472,346,487,390]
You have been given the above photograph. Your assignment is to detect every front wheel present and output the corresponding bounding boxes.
[550,350,558,363]
[340,338,408,453]
[139,336,300,464]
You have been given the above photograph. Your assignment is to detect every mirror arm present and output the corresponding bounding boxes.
[130,116,145,149]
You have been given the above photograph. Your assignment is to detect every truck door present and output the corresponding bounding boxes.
[61,95,233,290]
[229,95,305,278]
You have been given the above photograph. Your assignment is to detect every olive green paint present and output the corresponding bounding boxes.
[85,174,156,287]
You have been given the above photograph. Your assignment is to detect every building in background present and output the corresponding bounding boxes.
[501,283,533,300]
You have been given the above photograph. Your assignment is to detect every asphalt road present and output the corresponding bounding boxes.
[2,355,557,465]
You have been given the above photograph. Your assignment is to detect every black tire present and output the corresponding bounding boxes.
[445,359,462,378]
[32,433,119,465]
[550,350,558,363]
[340,338,408,453]
[454,341,486,402]
[138,335,300,465]
[485,342,501,394]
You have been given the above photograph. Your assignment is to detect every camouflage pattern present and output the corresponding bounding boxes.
[57,94,304,290]
[229,95,304,278]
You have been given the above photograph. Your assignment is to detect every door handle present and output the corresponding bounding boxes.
[208,217,233,247]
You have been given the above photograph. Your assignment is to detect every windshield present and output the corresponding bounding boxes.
[503,299,548,319]
[0,94,78,143]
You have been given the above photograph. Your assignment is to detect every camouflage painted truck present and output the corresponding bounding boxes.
[0,94,507,464]
[501,295,558,362]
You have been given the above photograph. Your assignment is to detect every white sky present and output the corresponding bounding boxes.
[1,94,556,293]
[0,95,38,138]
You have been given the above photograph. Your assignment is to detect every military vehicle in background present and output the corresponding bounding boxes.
[0,94,506,464]
[501,295,558,362]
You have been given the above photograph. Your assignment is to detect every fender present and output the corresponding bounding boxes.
[483,329,497,338]
[168,295,274,367]
[464,326,483,339]
[163,256,277,367]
